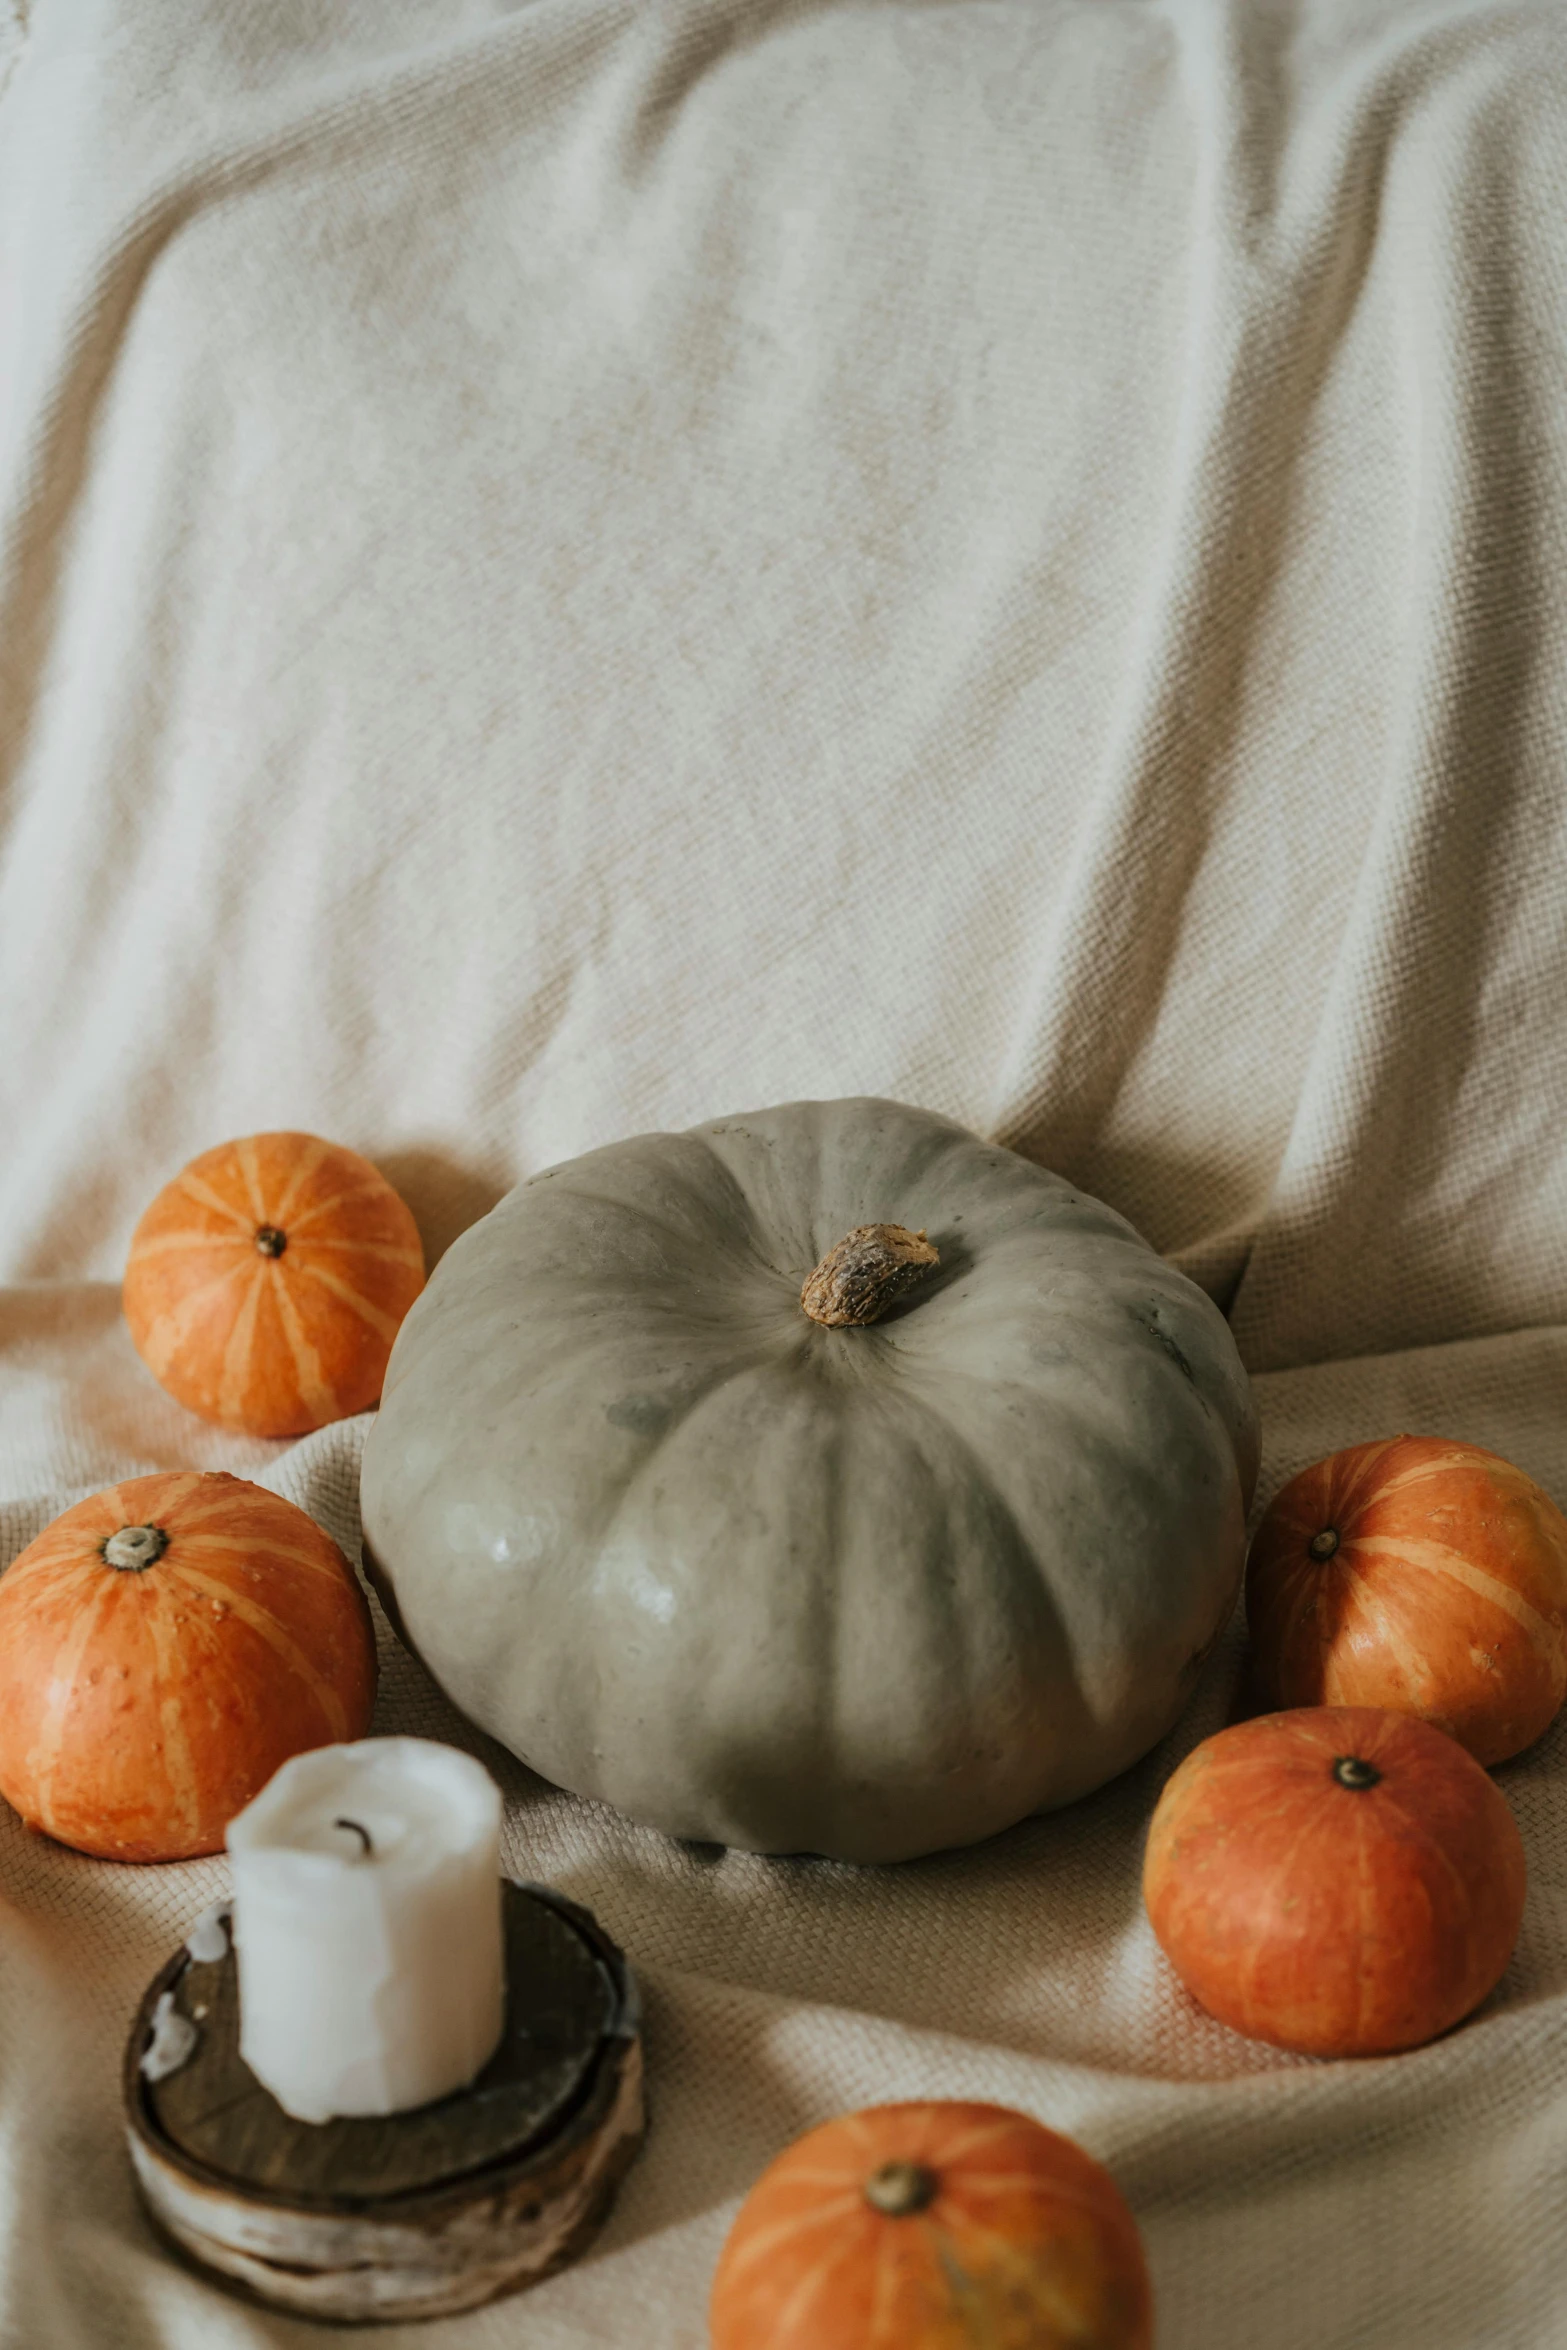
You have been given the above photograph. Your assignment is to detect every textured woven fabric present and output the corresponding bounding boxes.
[3,1,1566,2343]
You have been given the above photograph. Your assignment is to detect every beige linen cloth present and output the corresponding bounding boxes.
[3,0,1567,2341]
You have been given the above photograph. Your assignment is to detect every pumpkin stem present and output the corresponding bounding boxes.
[1332,1756,1381,1791]
[254,1225,288,1259]
[801,1226,940,1327]
[103,1525,169,1573]
[1308,1527,1340,1562]
[864,2159,939,2217]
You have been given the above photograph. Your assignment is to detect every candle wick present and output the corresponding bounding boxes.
[333,1816,373,1857]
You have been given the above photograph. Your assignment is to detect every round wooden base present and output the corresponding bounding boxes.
[124,1881,644,2324]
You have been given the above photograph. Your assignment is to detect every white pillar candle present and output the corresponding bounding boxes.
[226,1738,505,2125]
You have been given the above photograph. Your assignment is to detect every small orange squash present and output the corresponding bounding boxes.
[0,1472,377,1861]
[124,1132,425,1437]
[1144,1706,1526,2057]
[709,2100,1153,2350]
[1246,1435,1567,1764]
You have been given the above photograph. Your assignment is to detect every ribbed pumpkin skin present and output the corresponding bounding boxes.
[1143,1707,1526,2057]
[709,2101,1153,2350]
[362,1097,1259,1862]
[1246,1436,1567,1765]
[123,1132,425,1438]
[0,1473,377,1861]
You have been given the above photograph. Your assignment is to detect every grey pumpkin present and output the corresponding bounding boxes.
[360,1098,1258,1863]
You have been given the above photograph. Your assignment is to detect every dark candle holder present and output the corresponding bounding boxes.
[123,1881,644,2323]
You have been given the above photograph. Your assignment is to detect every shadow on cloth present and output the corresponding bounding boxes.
[372,1146,510,1270]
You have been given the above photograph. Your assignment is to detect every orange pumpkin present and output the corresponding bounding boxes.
[1246,1435,1567,1765]
[1143,1706,1526,2057]
[0,1472,377,1861]
[124,1132,425,1437]
[709,2100,1152,2350]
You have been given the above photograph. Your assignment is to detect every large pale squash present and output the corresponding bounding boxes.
[360,1100,1257,1862]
